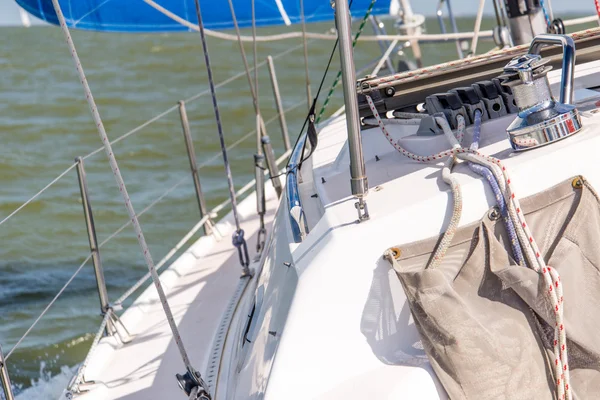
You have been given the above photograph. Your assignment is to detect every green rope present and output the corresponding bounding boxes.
[316,0,377,124]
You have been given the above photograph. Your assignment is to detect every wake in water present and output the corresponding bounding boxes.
[9,362,77,400]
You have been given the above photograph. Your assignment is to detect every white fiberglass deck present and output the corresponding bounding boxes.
[260,61,600,399]
[75,188,278,400]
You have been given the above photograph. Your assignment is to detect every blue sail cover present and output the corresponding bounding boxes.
[13,0,390,32]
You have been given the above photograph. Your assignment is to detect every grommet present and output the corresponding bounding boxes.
[488,206,501,221]
[572,177,583,189]
[389,247,402,259]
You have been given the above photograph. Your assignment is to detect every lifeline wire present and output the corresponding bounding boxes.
[5,254,92,360]
[193,0,250,275]
[0,162,77,228]
[50,0,199,383]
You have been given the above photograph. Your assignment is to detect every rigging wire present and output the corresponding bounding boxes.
[49,0,204,394]
[224,0,267,138]
[300,0,312,107]
[251,0,268,253]
[193,0,250,276]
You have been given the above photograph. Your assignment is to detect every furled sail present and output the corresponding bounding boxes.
[13,0,390,32]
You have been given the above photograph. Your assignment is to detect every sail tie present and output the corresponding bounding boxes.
[365,94,571,399]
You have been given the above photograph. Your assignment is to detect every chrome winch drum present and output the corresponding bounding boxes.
[501,34,582,151]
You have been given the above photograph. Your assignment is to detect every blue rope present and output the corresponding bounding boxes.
[539,0,552,29]
[468,110,525,265]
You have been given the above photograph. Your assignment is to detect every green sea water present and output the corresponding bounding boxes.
[0,15,593,398]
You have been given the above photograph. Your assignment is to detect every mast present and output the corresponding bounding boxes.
[334,0,369,221]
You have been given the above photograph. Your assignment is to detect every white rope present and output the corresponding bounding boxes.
[51,0,196,374]
[470,0,486,56]
[142,0,493,43]
[0,162,77,228]
[428,155,461,269]
[5,254,93,360]
[392,111,428,119]
[363,116,421,126]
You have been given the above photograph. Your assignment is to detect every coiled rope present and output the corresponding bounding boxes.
[365,94,571,399]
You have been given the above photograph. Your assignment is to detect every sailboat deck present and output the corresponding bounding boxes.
[76,189,278,400]
[260,61,600,399]
[74,61,600,400]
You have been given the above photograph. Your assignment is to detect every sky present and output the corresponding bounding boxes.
[0,0,597,26]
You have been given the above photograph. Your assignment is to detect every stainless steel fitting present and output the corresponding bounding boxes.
[501,34,582,151]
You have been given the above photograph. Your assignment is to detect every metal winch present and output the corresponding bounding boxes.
[501,34,582,151]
